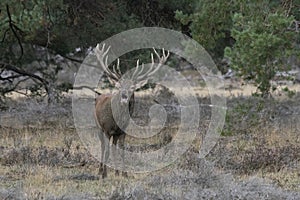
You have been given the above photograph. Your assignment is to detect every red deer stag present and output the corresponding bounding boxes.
[94,44,169,178]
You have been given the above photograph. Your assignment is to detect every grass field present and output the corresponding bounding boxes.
[0,81,299,199]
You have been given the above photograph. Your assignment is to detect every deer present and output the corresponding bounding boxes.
[94,43,169,178]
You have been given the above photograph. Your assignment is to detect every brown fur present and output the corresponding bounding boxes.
[94,93,134,178]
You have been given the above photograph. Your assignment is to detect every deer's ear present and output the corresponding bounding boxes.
[135,79,148,89]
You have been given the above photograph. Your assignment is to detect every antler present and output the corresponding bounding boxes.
[95,43,122,83]
[133,48,170,81]
[95,44,169,85]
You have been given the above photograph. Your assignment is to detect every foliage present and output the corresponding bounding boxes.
[0,0,67,103]
[175,0,238,59]
[281,86,296,98]
[0,0,299,102]
[222,97,264,136]
[176,0,299,97]
[127,0,195,28]
[0,0,66,53]
[225,1,298,97]
[0,0,142,103]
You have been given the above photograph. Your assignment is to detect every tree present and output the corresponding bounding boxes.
[175,0,238,59]
[225,0,299,97]
[0,1,67,103]
[127,0,195,28]
[0,0,142,104]
[176,0,299,97]
[1,0,195,105]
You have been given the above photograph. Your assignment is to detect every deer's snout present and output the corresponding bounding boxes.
[120,92,129,103]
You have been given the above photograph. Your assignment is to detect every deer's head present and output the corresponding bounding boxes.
[95,44,169,104]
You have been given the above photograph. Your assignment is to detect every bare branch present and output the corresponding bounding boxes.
[0,28,9,44]
[0,74,23,82]
[72,85,101,95]
[6,4,23,60]
[0,62,49,86]
[0,77,30,95]
[0,62,53,102]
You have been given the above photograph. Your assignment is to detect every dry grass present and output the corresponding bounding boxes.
[0,85,300,199]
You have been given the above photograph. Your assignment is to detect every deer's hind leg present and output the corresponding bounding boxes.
[112,135,121,176]
[119,134,127,177]
[112,134,127,177]
[99,133,110,179]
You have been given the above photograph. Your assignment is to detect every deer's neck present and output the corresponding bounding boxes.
[111,93,135,114]
[110,93,134,130]
[129,93,134,114]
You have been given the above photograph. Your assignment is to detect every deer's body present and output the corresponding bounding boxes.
[94,93,134,178]
[94,43,169,178]
[96,94,121,136]
[95,93,134,135]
